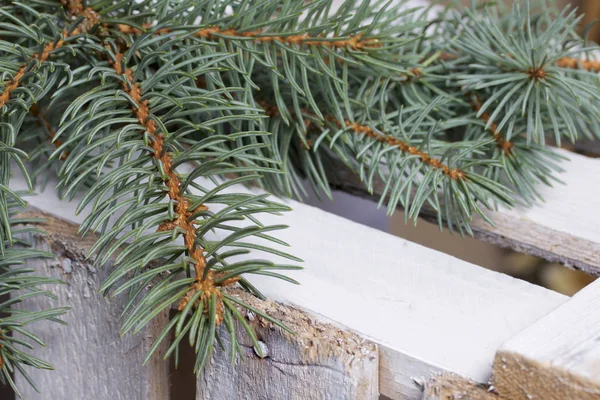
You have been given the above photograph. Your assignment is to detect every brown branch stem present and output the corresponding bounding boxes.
[335,119,465,180]
[439,52,600,72]
[260,100,465,180]
[118,24,381,51]
[107,50,235,323]
[470,94,514,154]
[0,38,68,108]
[30,105,68,160]
[556,57,600,72]
[194,27,381,50]
[0,1,99,108]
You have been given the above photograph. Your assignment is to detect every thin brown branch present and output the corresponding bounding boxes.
[0,65,27,108]
[556,57,600,72]
[196,27,381,50]
[108,50,233,323]
[60,0,101,32]
[117,24,381,51]
[61,0,84,17]
[30,104,68,160]
[258,99,314,149]
[118,23,598,77]
[0,38,67,108]
[436,52,600,72]
[336,119,466,181]
[259,100,465,180]
[0,1,99,108]
[470,94,514,154]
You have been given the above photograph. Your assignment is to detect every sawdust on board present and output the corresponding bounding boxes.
[424,373,497,400]
[225,287,376,365]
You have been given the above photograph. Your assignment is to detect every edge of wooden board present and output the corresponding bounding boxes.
[493,279,600,400]
[328,149,600,276]
[423,373,498,400]
[12,211,171,400]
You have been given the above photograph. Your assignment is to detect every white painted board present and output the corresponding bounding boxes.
[11,173,567,399]
[494,279,600,400]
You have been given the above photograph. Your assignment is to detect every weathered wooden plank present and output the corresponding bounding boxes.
[329,149,600,276]
[422,373,497,400]
[573,139,600,157]
[10,175,568,399]
[12,212,170,400]
[207,187,567,399]
[197,288,378,400]
[493,279,600,400]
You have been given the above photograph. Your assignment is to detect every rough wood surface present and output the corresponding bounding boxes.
[573,139,600,157]
[197,289,378,400]
[12,211,170,400]
[423,373,497,400]
[180,179,567,399]
[10,175,568,400]
[493,279,600,400]
[329,149,600,276]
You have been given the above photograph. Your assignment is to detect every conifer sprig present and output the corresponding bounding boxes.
[449,2,600,145]
[0,202,68,398]
[52,24,301,372]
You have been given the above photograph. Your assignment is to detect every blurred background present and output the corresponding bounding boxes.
[449,1,600,45]
[304,0,599,297]
[454,1,600,45]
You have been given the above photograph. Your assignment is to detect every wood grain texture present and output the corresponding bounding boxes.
[9,175,568,399]
[12,212,170,400]
[493,279,600,400]
[197,289,378,400]
[423,373,497,400]
[328,149,600,276]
